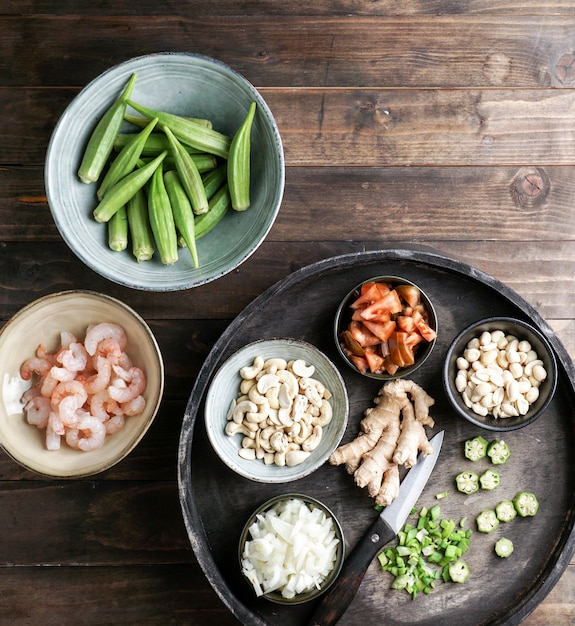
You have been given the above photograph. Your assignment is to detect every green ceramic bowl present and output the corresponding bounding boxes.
[45,52,285,291]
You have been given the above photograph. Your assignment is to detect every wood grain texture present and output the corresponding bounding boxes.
[2,3,575,625]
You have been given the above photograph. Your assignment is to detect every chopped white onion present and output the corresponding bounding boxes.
[241,497,340,599]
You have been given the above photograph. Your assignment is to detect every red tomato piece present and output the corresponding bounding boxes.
[349,354,369,374]
[387,333,405,368]
[383,355,400,376]
[416,318,437,342]
[348,321,381,347]
[396,284,421,308]
[362,319,396,342]
[396,315,417,333]
[360,290,403,320]
[350,283,382,309]
[395,331,415,366]
[364,349,385,374]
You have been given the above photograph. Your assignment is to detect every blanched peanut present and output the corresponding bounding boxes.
[225,355,334,466]
[455,329,548,419]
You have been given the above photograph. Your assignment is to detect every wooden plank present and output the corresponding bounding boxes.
[2,16,575,88]
[0,241,572,323]
[0,565,239,625]
[4,87,575,166]
[0,480,190,564]
[2,1,575,16]
[4,165,575,241]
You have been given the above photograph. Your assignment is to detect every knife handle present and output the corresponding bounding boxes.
[309,515,396,626]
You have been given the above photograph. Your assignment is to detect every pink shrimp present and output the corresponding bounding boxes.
[57,341,89,373]
[82,356,112,395]
[20,355,52,381]
[40,371,59,398]
[50,366,76,383]
[104,413,125,435]
[108,366,147,403]
[122,395,146,416]
[50,380,88,427]
[84,323,127,357]
[89,389,122,421]
[46,416,62,451]
[75,415,106,451]
[91,338,123,366]
[23,395,51,429]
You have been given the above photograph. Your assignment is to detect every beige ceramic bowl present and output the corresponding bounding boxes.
[0,290,164,477]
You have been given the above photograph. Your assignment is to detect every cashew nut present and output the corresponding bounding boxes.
[285,449,311,466]
[232,400,258,424]
[302,425,323,452]
[291,359,315,378]
[240,356,264,380]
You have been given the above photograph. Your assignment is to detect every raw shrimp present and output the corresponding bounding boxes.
[51,380,88,427]
[75,415,106,452]
[23,395,50,428]
[84,323,127,356]
[20,322,146,452]
[82,356,112,395]
[122,395,146,416]
[104,413,125,435]
[90,389,122,421]
[108,366,146,403]
[50,366,76,383]
[20,356,52,381]
[57,341,89,373]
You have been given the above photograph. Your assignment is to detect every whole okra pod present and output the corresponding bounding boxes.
[227,101,256,211]
[147,163,178,265]
[93,150,168,223]
[195,183,231,240]
[108,205,128,252]
[78,73,137,184]
[127,187,155,262]
[164,170,199,268]
[97,117,158,200]
[126,99,231,159]
[163,125,209,215]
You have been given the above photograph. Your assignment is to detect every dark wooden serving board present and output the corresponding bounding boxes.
[178,249,575,626]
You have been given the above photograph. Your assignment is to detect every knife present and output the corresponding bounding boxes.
[309,430,444,626]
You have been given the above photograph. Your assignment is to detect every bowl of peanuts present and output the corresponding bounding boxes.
[204,338,349,483]
[0,290,164,477]
[443,317,557,431]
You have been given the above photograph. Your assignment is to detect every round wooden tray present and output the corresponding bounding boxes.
[178,249,575,626]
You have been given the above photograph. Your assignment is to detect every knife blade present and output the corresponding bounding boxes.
[309,430,444,626]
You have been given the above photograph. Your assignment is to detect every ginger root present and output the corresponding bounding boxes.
[329,379,435,507]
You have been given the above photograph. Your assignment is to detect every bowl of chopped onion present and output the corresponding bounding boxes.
[0,290,164,477]
[443,316,557,431]
[334,276,438,380]
[239,493,345,604]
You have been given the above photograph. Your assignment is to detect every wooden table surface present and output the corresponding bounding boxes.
[2,2,575,624]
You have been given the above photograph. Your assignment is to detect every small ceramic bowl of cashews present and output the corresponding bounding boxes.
[443,317,558,431]
[204,337,349,483]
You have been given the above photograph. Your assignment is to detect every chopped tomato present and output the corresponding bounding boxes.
[340,280,436,375]
[396,315,417,333]
[364,349,385,374]
[396,284,421,308]
[359,290,403,320]
[348,321,381,347]
[350,283,383,309]
[415,318,437,342]
[362,319,396,342]
[348,354,369,374]
[395,331,415,366]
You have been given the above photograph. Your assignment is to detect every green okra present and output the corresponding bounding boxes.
[78,73,137,184]
[227,100,256,211]
[108,205,128,252]
[163,125,209,215]
[97,117,159,200]
[127,187,155,262]
[194,182,231,240]
[164,170,199,269]
[124,113,212,130]
[147,162,178,265]
[93,150,168,223]
[126,100,231,158]
[201,164,227,200]
[113,132,204,156]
